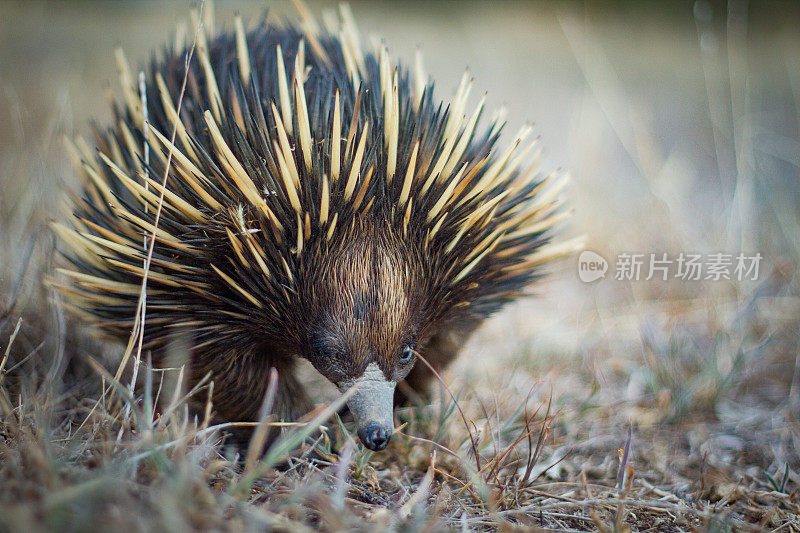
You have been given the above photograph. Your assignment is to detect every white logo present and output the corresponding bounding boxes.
[578,250,608,283]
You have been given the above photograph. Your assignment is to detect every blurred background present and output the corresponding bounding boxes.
[1,0,800,510]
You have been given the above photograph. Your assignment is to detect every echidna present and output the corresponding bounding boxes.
[53,5,577,451]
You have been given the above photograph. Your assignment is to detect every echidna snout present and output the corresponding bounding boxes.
[337,363,396,451]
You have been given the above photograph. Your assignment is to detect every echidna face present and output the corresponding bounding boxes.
[300,231,420,450]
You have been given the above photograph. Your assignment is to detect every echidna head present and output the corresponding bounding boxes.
[299,226,421,450]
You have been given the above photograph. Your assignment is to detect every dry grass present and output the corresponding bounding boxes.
[2,297,798,531]
[2,1,800,531]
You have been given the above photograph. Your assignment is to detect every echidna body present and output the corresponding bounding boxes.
[55,7,574,450]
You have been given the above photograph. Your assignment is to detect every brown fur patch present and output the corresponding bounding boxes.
[307,223,417,382]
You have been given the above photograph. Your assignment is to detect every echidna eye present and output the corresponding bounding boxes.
[400,346,415,363]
